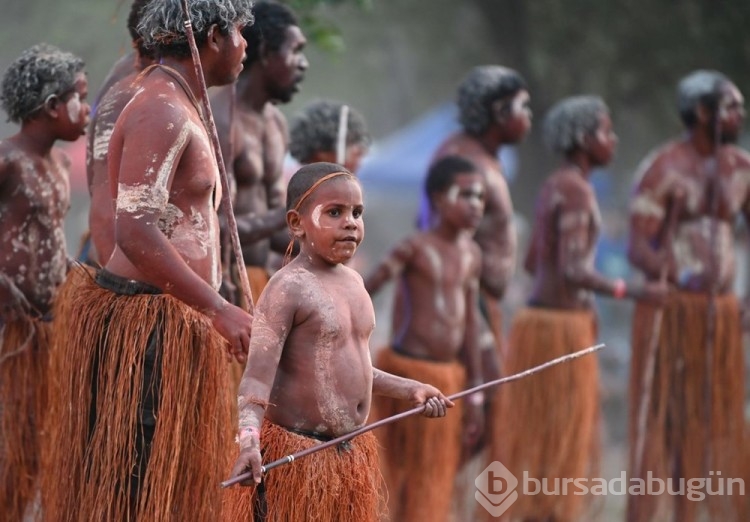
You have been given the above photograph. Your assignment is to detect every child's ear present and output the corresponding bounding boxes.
[287,209,304,238]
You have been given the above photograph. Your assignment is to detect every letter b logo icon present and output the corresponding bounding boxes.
[475,461,519,517]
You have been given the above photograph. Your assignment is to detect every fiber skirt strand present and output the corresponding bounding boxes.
[627,291,745,522]
[222,421,383,522]
[372,347,466,522]
[0,314,50,521]
[41,267,233,521]
[487,307,599,522]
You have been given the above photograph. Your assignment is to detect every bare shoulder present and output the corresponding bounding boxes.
[633,140,683,188]
[51,146,72,171]
[0,139,23,188]
[727,144,750,168]
[266,103,288,131]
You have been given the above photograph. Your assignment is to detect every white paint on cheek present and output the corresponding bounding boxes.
[312,204,324,227]
[66,92,81,122]
[447,185,460,203]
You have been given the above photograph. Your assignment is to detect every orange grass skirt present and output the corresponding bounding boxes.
[41,267,233,521]
[371,347,466,522]
[0,313,50,521]
[222,420,383,521]
[627,291,745,522]
[486,306,600,522]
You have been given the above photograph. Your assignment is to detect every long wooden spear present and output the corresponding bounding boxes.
[179,0,254,313]
[221,342,605,488]
[632,195,682,480]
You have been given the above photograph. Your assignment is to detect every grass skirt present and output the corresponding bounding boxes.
[372,347,466,522]
[41,266,233,521]
[0,313,50,521]
[222,420,383,521]
[627,291,745,522]
[486,306,600,522]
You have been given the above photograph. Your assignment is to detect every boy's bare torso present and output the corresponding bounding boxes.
[257,262,375,437]
[0,140,70,314]
[392,231,479,361]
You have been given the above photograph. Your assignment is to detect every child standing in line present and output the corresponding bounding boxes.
[225,162,453,522]
[0,42,90,521]
[365,155,486,522]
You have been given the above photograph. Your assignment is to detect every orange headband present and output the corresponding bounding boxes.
[284,171,355,264]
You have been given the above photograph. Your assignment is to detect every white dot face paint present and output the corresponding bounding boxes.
[66,92,81,122]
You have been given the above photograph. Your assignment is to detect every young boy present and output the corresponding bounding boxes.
[365,155,485,522]
[0,42,90,521]
[488,96,665,522]
[225,162,453,522]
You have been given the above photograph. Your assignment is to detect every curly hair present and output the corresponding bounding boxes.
[289,100,370,164]
[542,95,608,155]
[242,1,298,68]
[676,69,731,129]
[0,43,85,123]
[137,0,254,59]
[457,65,527,136]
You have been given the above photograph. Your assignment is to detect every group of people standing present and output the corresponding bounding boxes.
[0,1,748,522]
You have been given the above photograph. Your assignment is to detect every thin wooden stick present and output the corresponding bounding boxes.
[180,0,254,313]
[221,342,605,488]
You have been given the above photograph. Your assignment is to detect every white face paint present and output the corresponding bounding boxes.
[311,204,324,227]
[446,185,460,203]
[66,92,81,122]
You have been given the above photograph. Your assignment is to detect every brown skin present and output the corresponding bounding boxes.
[104,23,252,363]
[0,73,90,319]
[365,171,486,451]
[430,89,532,382]
[629,83,750,315]
[211,24,308,265]
[231,176,453,485]
[87,52,156,265]
[528,112,665,307]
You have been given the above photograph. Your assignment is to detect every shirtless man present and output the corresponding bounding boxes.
[0,43,90,522]
[366,155,485,522]
[42,1,254,520]
[85,0,155,265]
[627,70,749,522]
[225,162,452,522]
[211,0,308,302]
